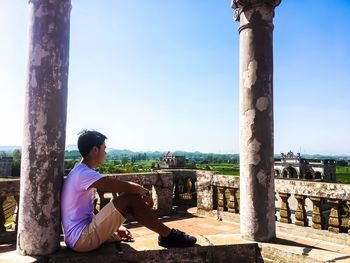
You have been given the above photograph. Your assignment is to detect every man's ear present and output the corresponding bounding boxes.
[92,146,99,154]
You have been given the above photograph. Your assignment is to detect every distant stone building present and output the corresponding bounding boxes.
[274,151,336,182]
[0,157,13,177]
[158,152,186,169]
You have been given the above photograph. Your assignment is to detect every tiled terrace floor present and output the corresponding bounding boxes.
[128,207,350,259]
[1,206,350,262]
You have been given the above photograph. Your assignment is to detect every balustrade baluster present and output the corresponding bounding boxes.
[347,201,350,235]
[177,178,184,200]
[173,176,180,200]
[310,197,326,230]
[217,187,226,212]
[294,194,308,227]
[185,178,192,193]
[225,188,234,213]
[0,196,6,232]
[279,193,291,223]
[192,178,197,200]
[339,200,349,233]
[12,195,20,231]
[274,192,277,221]
[225,188,239,213]
[179,178,193,200]
[328,199,341,233]
[235,189,240,213]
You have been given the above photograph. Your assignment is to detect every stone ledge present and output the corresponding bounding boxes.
[1,235,260,263]
[0,230,16,243]
[260,241,350,263]
[277,222,350,247]
[2,233,350,262]
[196,208,350,247]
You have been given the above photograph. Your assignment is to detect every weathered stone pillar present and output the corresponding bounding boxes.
[231,0,280,241]
[17,0,71,255]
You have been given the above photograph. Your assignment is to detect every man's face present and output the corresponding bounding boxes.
[97,142,107,165]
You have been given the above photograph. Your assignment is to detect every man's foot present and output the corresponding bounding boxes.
[158,228,197,248]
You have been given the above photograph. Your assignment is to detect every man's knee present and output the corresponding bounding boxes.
[114,193,141,203]
[112,193,141,215]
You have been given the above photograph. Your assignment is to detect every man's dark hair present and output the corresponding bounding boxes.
[77,130,107,157]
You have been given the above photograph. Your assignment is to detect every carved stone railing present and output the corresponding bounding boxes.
[196,172,350,235]
[196,171,240,220]
[275,179,350,234]
[0,179,20,242]
[3,170,349,243]
[0,171,173,243]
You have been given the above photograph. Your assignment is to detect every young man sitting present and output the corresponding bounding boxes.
[61,130,196,252]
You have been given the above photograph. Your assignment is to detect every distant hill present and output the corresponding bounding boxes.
[63,148,240,162]
[0,146,21,152]
[1,145,349,160]
[65,144,78,151]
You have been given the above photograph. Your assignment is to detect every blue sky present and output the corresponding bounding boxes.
[0,1,349,155]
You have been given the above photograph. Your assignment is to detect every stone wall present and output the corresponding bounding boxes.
[102,172,173,216]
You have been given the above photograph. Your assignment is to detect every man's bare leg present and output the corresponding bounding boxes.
[112,193,171,237]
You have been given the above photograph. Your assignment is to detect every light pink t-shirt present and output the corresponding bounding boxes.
[61,163,102,248]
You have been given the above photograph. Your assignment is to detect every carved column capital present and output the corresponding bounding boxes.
[231,0,281,22]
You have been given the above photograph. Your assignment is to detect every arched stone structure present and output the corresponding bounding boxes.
[274,151,336,182]
[274,169,281,177]
[281,167,298,179]
[282,169,288,178]
[314,171,322,180]
[305,170,314,180]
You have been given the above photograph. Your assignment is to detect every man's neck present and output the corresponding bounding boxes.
[81,158,97,169]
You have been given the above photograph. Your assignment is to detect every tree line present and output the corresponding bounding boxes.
[1,149,349,178]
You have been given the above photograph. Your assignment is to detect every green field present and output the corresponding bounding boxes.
[336,166,350,183]
[194,163,350,183]
[98,160,155,174]
[1,162,349,183]
[194,163,240,176]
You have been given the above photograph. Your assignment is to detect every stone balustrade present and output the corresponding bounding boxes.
[275,179,350,233]
[0,171,173,242]
[196,171,240,219]
[2,170,349,244]
[196,172,350,235]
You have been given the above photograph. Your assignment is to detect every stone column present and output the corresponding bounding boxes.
[17,0,71,256]
[231,0,281,242]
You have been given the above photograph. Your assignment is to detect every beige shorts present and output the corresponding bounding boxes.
[73,201,126,252]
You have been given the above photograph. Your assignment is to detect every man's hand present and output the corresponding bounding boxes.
[142,195,154,208]
[117,226,133,241]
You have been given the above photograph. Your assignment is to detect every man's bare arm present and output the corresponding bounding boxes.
[90,176,149,196]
